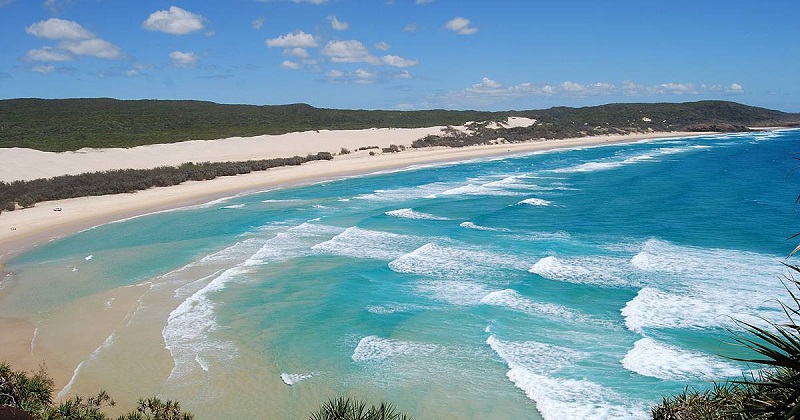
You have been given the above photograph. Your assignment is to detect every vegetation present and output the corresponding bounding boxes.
[412,101,800,148]
[2,99,797,152]
[0,99,501,152]
[0,362,192,419]
[653,265,800,419]
[309,397,412,420]
[0,152,333,214]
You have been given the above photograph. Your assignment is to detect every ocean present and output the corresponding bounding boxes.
[2,129,799,419]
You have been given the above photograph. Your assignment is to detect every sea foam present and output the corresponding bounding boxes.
[312,226,428,260]
[487,335,647,420]
[621,337,741,381]
[385,208,450,220]
[529,255,633,288]
[352,335,437,362]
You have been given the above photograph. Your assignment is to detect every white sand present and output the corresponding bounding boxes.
[0,117,538,182]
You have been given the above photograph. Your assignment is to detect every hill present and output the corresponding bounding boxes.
[0,99,797,152]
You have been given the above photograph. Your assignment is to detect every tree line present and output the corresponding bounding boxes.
[0,152,333,213]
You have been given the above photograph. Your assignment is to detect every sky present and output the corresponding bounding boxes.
[1,0,799,111]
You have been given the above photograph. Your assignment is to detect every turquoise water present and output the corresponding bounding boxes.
[3,130,800,419]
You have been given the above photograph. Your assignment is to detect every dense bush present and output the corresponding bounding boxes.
[309,397,412,420]
[0,152,334,214]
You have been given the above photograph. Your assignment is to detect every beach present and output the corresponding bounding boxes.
[0,123,711,416]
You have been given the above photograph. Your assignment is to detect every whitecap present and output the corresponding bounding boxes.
[355,183,454,202]
[85,255,93,261]
[366,303,425,314]
[312,226,427,260]
[414,280,493,306]
[438,183,525,197]
[385,208,450,220]
[459,221,511,232]
[621,337,741,381]
[352,335,438,362]
[481,289,579,320]
[390,242,528,279]
[280,372,314,385]
[529,255,633,288]
[517,198,552,206]
[220,204,245,209]
[487,335,648,420]
[245,223,345,265]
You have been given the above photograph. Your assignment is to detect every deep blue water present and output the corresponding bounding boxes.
[3,130,800,419]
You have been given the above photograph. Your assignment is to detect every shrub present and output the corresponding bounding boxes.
[309,397,412,420]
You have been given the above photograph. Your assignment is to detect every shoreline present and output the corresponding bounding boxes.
[0,131,704,265]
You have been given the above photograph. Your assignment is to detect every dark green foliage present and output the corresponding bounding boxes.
[0,362,54,417]
[381,144,405,153]
[653,267,800,419]
[0,99,499,152]
[339,147,351,155]
[0,363,192,420]
[0,152,334,214]
[45,391,115,420]
[309,397,412,420]
[115,397,192,420]
[412,101,800,148]
[3,99,794,152]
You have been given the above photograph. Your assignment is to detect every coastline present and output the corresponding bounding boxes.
[0,130,702,264]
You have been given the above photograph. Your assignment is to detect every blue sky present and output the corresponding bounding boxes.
[1,0,798,111]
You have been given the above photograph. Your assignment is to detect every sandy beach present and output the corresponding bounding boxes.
[0,122,704,409]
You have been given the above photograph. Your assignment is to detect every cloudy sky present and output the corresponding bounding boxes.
[1,0,798,111]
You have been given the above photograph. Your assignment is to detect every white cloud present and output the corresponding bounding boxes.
[24,18,123,60]
[292,0,327,3]
[281,60,302,70]
[321,40,380,64]
[328,15,349,31]
[126,69,139,77]
[60,38,121,59]
[355,68,376,83]
[22,46,72,62]
[0,0,14,7]
[327,69,345,78]
[397,70,411,79]
[26,18,94,40]
[653,83,700,95]
[355,68,374,78]
[416,0,434,3]
[266,31,319,48]
[169,50,199,67]
[252,17,265,30]
[403,23,417,33]
[284,47,309,58]
[42,0,57,13]
[375,41,390,51]
[143,6,205,35]
[445,17,477,35]
[381,54,418,67]
[432,77,748,108]
[728,83,744,93]
[31,65,55,73]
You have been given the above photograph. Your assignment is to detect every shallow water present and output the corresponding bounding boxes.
[2,129,799,419]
